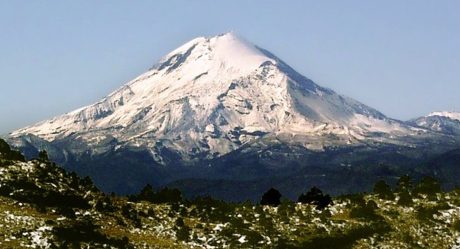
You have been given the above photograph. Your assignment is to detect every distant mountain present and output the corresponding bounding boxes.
[409,111,460,136]
[7,33,460,196]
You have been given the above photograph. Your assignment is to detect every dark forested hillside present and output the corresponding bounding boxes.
[1,138,460,248]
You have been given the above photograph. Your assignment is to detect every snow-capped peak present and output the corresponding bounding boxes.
[11,33,417,162]
[207,32,274,73]
[154,32,275,77]
[427,111,460,122]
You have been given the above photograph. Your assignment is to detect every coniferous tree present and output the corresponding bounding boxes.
[38,150,49,162]
[175,217,190,241]
[298,187,323,204]
[0,139,11,154]
[414,176,441,196]
[396,175,413,192]
[298,186,333,209]
[316,194,333,210]
[80,176,94,188]
[260,188,282,207]
[138,184,155,202]
[0,138,25,162]
[373,180,394,200]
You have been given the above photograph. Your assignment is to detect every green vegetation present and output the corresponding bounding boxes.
[0,139,25,163]
[260,188,282,207]
[373,180,395,200]
[1,138,460,248]
[298,186,333,210]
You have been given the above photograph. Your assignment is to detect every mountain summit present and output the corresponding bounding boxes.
[11,33,415,161]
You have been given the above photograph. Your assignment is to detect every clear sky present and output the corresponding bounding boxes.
[1,1,459,135]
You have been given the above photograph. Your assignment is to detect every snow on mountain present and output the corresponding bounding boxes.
[427,111,460,122]
[410,111,460,135]
[10,32,419,162]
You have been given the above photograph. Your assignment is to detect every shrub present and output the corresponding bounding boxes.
[95,196,117,212]
[397,191,413,206]
[350,200,379,219]
[53,217,133,248]
[175,217,190,241]
[416,206,438,221]
[453,220,460,232]
[134,185,183,204]
[414,176,441,196]
[121,204,142,227]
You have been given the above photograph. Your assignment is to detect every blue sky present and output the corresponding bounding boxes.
[1,1,459,134]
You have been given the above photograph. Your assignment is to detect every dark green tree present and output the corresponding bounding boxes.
[298,187,322,203]
[0,139,11,153]
[298,187,333,209]
[0,138,25,162]
[350,200,379,219]
[121,204,141,227]
[260,188,282,207]
[95,196,116,212]
[414,176,441,196]
[317,195,333,210]
[80,176,94,189]
[396,175,413,192]
[373,180,394,200]
[138,184,155,202]
[397,191,413,206]
[38,150,49,162]
[152,188,182,204]
[174,217,191,241]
